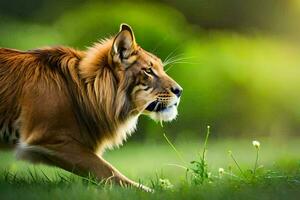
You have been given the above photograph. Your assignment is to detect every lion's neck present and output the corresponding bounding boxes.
[76,40,136,151]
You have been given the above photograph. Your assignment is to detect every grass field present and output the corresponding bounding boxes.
[0,137,299,200]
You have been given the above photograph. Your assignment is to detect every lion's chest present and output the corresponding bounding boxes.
[103,116,139,151]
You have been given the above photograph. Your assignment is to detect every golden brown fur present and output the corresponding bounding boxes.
[0,24,182,191]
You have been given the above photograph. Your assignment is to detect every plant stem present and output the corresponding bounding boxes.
[253,148,259,178]
[230,152,245,177]
[202,126,210,161]
[163,133,187,165]
[166,164,188,170]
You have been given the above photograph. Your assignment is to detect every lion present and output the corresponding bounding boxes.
[0,24,182,191]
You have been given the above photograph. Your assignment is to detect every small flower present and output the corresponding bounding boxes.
[218,167,224,176]
[159,178,173,190]
[252,140,260,149]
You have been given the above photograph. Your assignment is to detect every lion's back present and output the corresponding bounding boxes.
[0,48,32,145]
[0,47,84,146]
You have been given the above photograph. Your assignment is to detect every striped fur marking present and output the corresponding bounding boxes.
[0,119,20,145]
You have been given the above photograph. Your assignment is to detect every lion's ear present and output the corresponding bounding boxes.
[111,23,136,62]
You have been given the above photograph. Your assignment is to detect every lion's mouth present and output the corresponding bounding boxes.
[145,101,177,112]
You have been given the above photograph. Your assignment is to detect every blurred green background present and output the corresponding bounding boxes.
[1,0,300,142]
[1,2,300,195]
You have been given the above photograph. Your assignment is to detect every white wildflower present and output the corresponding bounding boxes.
[252,140,260,149]
[218,168,224,176]
[159,178,173,190]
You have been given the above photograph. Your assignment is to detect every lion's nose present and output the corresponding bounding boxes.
[171,86,183,97]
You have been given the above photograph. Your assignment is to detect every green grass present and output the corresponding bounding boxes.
[0,137,299,199]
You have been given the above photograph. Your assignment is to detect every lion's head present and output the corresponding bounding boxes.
[109,24,182,122]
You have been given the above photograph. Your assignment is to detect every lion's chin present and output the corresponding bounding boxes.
[146,105,178,122]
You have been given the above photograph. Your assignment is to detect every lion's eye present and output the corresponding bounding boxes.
[144,68,153,75]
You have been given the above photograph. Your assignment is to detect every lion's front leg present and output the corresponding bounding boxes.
[18,142,152,192]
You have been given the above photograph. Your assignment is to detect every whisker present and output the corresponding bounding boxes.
[129,103,147,114]
[151,36,170,54]
[163,53,186,66]
[128,99,155,114]
[165,63,200,72]
[164,56,197,67]
[153,102,160,111]
[163,47,182,64]
[164,57,201,72]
